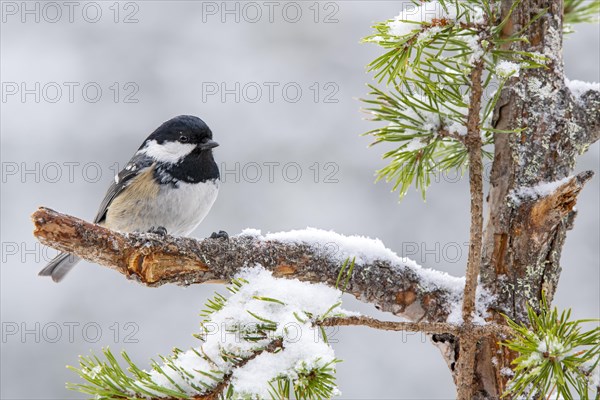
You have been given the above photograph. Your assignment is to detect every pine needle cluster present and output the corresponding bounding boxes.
[362,0,544,198]
[503,297,599,399]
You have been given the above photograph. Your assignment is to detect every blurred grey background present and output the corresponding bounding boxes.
[1,1,598,398]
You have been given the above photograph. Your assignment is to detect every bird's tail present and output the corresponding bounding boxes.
[38,253,81,282]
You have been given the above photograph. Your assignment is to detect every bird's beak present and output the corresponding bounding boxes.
[199,140,219,150]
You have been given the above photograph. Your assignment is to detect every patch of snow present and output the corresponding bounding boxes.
[417,26,442,44]
[469,5,485,24]
[265,227,406,266]
[404,137,429,152]
[388,17,422,37]
[566,79,600,101]
[446,283,494,325]
[496,61,521,78]
[239,228,262,237]
[237,227,467,297]
[538,336,566,358]
[446,305,462,324]
[233,335,336,398]
[262,227,465,294]
[447,119,467,136]
[509,176,571,204]
[462,33,483,65]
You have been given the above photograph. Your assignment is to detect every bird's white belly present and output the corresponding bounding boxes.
[155,180,219,235]
[106,180,219,236]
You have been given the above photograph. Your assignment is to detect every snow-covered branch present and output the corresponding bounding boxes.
[32,207,465,322]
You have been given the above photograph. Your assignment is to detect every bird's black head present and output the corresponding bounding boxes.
[148,115,217,149]
[139,115,219,164]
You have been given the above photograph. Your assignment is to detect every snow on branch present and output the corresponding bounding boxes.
[32,207,464,322]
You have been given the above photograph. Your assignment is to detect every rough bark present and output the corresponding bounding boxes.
[32,207,456,323]
[472,1,599,398]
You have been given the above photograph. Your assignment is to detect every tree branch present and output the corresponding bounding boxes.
[318,316,513,337]
[319,316,460,335]
[32,207,462,322]
[456,58,486,400]
[462,60,486,326]
[439,127,466,144]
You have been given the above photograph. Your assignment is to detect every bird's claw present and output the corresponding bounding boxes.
[210,230,229,240]
[148,226,168,237]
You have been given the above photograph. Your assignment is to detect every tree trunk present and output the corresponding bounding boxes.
[471,1,597,397]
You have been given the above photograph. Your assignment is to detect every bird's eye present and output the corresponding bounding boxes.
[179,135,189,143]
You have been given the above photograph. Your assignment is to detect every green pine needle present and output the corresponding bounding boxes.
[502,296,600,399]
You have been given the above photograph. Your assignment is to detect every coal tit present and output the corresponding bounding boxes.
[39,115,223,282]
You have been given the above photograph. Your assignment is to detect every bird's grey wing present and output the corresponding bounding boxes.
[94,153,154,224]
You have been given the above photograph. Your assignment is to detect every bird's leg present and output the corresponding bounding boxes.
[210,230,229,240]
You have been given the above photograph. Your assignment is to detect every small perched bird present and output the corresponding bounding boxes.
[39,115,224,282]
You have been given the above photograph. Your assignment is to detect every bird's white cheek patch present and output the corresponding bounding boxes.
[140,140,196,163]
